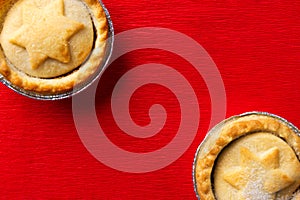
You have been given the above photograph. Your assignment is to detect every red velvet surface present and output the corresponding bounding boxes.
[1,0,300,199]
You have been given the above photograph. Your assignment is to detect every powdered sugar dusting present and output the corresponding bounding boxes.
[242,178,273,200]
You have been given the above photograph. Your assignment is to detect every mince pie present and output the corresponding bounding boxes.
[194,112,300,200]
[0,0,109,95]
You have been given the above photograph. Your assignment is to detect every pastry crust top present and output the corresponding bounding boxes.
[214,132,300,200]
[0,0,108,94]
[194,114,300,200]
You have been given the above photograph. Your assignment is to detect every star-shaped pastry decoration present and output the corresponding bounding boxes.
[223,147,295,199]
[9,0,84,69]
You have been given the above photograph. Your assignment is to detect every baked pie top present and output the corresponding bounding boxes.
[0,0,108,94]
[194,113,300,200]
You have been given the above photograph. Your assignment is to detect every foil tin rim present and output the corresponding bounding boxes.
[192,111,300,200]
[0,0,114,100]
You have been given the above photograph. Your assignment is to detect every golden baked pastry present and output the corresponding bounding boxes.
[0,0,109,95]
[194,112,300,200]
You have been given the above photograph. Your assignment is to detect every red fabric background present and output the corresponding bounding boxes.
[1,0,300,199]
